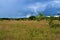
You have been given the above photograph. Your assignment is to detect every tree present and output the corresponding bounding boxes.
[57,13,60,21]
[29,16,36,20]
[36,12,45,21]
[48,15,54,27]
[58,15,60,21]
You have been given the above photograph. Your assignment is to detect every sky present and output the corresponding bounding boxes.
[0,0,60,18]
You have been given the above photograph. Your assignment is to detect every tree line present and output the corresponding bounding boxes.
[0,12,60,21]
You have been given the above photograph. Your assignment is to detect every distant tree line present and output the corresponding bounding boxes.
[0,12,60,21]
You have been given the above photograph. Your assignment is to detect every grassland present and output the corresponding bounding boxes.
[0,20,60,40]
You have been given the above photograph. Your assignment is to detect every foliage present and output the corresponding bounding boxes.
[58,15,60,21]
[48,15,54,27]
[36,12,45,21]
[28,16,36,20]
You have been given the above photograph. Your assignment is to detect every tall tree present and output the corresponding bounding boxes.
[37,12,44,21]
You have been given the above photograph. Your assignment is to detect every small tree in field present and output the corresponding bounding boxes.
[48,15,54,27]
[57,13,60,21]
[59,15,60,21]
[36,12,45,21]
[29,16,36,20]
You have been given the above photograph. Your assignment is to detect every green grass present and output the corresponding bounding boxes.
[0,20,60,40]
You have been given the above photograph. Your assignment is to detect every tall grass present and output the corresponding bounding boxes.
[0,20,60,40]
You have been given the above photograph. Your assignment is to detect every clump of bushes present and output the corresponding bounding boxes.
[28,16,36,20]
[48,15,55,28]
[28,12,45,21]
[58,15,60,21]
[48,15,54,25]
[36,12,45,21]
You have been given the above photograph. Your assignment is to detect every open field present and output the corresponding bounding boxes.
[0,20,60,40]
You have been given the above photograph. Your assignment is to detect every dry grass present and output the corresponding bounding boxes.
[0,20,60,40]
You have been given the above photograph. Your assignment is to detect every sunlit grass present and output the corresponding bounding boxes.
[0,20,60,40]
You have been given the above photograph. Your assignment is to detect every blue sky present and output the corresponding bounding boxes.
[0,0,60,18]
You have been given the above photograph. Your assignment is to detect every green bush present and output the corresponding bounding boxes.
[29,16,36,20]
[48,15,54,27]
[36,12,45,21]
[58,15,60,21]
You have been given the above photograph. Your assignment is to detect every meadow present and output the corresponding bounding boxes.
[0,20,60,40]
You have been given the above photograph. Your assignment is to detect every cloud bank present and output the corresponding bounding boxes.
[0,0,60,18]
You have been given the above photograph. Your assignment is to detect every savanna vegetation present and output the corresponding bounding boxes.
[0,12,60,40]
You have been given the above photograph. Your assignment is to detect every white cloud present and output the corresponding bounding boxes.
[26,1,60,11]
[57,11,60,13]
[26,14,31,18]
[48,1,60,8]
[54,0,60,1]
[25,1,60,16]
[46,15,59,17]
[54,15,59,17]
[27,2,47,14]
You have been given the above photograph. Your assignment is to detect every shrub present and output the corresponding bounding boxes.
[36,12,45,21]
[29,16,36,20]
[48,15,54,27]
[58,15,60,21]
